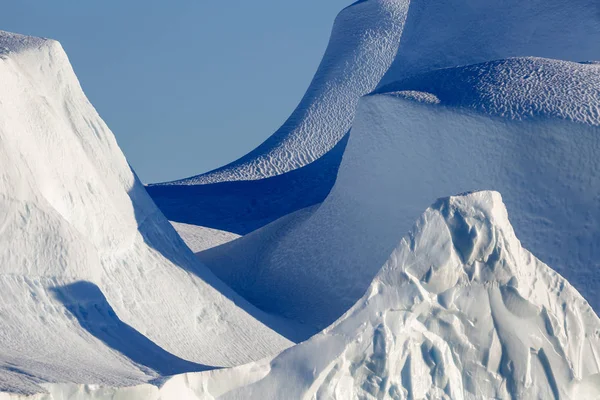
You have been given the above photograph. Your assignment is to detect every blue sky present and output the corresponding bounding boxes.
[0,0,352,183]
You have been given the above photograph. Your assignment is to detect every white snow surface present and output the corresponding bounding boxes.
[378,0,600,86]
[197,58,600,330]
[170,222,239,253]
[0,31,292,394]
[161,0,409,184]
[9,192,600,399]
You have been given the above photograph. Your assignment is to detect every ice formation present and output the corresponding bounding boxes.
[196,58,600,330]
[0,31,292,394]
[149,0,600,236]
[1,0,599,398]
[166,0,408,184]
[9,192,600,399]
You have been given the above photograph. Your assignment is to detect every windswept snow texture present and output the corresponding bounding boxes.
[0,31,292,394]
[198,58,600,330]
[378,0,600,85]
[14,192,600,399]
[159,0,409,185]
[149,0,600,236]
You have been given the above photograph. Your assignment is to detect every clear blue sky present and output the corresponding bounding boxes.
[0,0,352,183]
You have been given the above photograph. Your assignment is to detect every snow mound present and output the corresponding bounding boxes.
[0,31,291,394]
[197,58,600,330]
[148,0,600,237]
[158,0,408,185]
[16,192,600,399]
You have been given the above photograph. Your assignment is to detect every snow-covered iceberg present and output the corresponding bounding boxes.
[147,0,408,234]
[16,192,600,399]
[197,57,600,330]
[0,31,293,395]
[149,0,600,236]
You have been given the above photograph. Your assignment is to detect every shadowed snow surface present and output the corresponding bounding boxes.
[194,58,600,330]
[12,192,600,399]
[0,30,293,394]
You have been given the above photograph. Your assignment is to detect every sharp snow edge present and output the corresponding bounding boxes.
[0,30,292,395]
[158,0,408,184]
[7,192,600,400]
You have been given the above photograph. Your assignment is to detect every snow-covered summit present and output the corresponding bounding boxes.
[223,191,600,399]
[24,192,600,399]
[379,0,600,85]
[0,30,292,394]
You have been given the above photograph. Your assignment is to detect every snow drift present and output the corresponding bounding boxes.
[0,31,292,394]
[12,192,600,399]
[198,58,600,330]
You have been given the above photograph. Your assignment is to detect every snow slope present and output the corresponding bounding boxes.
[164,0,408,184]
[12,192,600,399]
[0,31,292,394]
[147,0,408,234]
[157,0,600,186]
[147,133,348,235]
[169,222,239,253]
[197,58,600,330]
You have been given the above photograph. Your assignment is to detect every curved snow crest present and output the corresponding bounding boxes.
[161,0,409,185]
[0,31,292,393]
[378,58,600,125]
[12,192,600,399]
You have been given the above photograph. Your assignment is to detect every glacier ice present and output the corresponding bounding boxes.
[0,0,599,398]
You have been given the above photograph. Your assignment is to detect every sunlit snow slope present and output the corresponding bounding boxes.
[149,0,600,236]
[378,0,600,86]
[168,0,408,184]
[148,0,408,234]
[0,31,292,395]
[198,58,600,330]
[17,192,600,399]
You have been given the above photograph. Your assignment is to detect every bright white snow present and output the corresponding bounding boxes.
[10,192,600,399]
[1,0,600,398]
[0,30,292,394]
[193,58,600,330]
[164,0,409,184]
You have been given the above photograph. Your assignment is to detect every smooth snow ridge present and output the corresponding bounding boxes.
[0,31,291,394]
[197,57,600,331]
[11,192,600,399]
[159,0,409,184]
